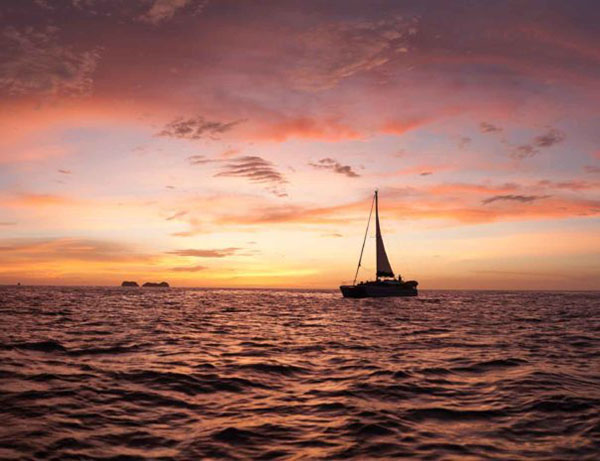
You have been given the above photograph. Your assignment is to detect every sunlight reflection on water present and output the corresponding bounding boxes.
[0,287,599,459]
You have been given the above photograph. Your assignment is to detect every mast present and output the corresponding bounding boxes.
[352,193,375,285]
[375,190,394,279]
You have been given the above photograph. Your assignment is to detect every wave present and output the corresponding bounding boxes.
[453,357,528,373]
[109,369,269,394]
[522,395,597,413]
[69,344,145,356]
[212,423,299,446]
[238,363,308,376]
[2,340,67,353]
[1,340,149,356]
[407,407,506,421]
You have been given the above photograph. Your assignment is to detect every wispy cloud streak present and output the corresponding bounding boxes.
[215,156,287,196]
[159,116,244,140]
[309,158,360,177]
[482,194,550,205]
[167,247,241,258]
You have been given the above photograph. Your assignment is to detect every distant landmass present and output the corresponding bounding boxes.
[142,282,170,288]
[121,281,139,287]
[120,281,170,288]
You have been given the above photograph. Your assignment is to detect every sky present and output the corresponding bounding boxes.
[0,0,599,289]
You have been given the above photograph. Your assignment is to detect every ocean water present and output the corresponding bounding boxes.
[0,287,599,460]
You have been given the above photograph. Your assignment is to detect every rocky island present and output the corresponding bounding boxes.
[121,281,139,287]
[142,281,170,288]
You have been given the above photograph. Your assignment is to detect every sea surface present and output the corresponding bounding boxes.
[0,287,599,460]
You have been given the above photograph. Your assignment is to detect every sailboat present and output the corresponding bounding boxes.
[340,190,418,298]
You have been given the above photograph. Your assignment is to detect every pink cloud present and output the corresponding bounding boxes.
[253,117,361,142]
[381,116,432,136]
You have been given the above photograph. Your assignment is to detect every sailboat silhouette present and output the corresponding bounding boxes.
[340,190,418,298]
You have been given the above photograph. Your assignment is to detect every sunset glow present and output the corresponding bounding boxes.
[1,0,599,289]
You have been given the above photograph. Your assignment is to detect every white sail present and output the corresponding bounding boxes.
[375,191,394,278]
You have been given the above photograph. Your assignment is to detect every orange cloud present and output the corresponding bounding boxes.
[0,238,154,263]
[254,117,361,142]
[386,196,600,224]
[381,116,432,135]
[215,194,600,227]
[1,193,82,208]
[428,183,519,196]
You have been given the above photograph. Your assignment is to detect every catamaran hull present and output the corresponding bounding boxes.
[340,284,418,298]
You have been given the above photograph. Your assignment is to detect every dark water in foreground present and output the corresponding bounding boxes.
[0,288,599,460]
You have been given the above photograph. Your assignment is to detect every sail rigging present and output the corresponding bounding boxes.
[353,193,375,285]
[375,190,394,278]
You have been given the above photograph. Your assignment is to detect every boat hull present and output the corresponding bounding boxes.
[340,281,418,298]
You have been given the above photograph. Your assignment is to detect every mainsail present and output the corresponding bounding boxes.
[375,191,394,278]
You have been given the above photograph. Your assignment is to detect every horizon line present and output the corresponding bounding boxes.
[1,283,598,293]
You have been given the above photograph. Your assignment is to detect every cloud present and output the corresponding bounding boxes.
[428,183,519,196]
[166,210,188,221]
[0,222,17,226]
[58,169,72,174]
[170,265,207,272]
[0,26,100,97]
[187,154,214,165]
[321,232,343,238]
[1,193,81,208]
[459,137,472,149]
[0,144,70,165]
[170,217,203,237]
[0,238,152,263]
[385,163,455,177]
[420,171,433,176]
[309,158,360,178]
[482,194,550,205]
[167,247,241,258]
[158,116,244,140]
[217,203,348,226]
[584,165,600,174]
[512,144,538,159]
[537,179,600,191]
[138,0,207,25]
[33,0,52,9]
[220,148,240,158]
[70,0,96,9]
[255,117,360,142]
[382,116,431,136]
[533,128,566,148]
[171,230,200,237]
[291,17,416,91]
[230,196,599,227]
[511,127,566,159]
[215,156,287,194]
[480,122,502,133]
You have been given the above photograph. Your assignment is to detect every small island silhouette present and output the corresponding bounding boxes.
[142,281,170,288]
[121,281,139,287]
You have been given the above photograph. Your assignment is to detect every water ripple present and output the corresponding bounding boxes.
[0,287,599,460]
